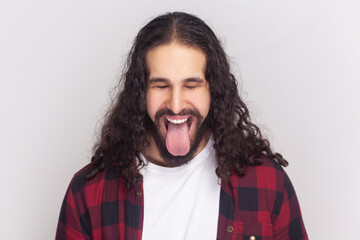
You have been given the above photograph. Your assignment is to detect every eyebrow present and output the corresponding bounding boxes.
[148,77,205,83]
[148,78,168,83]
[184,77,204,83]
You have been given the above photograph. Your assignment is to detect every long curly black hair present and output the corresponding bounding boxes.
[86,12,288,185]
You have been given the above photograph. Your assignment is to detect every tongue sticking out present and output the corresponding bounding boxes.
[166,121,190,156]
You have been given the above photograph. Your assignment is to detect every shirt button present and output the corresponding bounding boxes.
[136,191,142,197]
[250,236,256,240]
[227,226,234,232]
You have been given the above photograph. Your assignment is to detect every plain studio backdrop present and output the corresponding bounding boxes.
[1,0,359,239]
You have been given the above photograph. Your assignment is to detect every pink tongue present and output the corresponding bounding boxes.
[166,121,190,156]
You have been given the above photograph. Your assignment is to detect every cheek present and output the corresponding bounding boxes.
[201,95,211,117]
[201,84,211,116]
[191,90,211,118]
[146,91,159,121]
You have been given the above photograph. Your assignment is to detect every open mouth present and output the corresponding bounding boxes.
[161,115,194,156]
[163,116,193,132]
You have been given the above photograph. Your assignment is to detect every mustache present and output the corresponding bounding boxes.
[154,108,203,121]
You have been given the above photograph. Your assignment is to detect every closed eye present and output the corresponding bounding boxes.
[185,85,197,89]
[184,77,204,90]
[156,85,168,89]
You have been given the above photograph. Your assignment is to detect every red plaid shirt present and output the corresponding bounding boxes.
[56,157,307,240]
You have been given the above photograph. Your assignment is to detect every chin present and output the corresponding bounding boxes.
[144,113,210,167]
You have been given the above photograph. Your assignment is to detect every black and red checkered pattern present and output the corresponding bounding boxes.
[56,157,307,239]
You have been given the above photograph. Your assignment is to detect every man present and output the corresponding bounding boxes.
[56,12,307,240]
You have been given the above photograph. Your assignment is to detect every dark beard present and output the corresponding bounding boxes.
[144,108,210,167]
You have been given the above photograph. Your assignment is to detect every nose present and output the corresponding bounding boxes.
[167,87,186,114]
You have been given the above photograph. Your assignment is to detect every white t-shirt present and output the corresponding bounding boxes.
[139,137,220,240]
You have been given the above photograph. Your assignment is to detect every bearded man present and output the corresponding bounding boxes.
[56,12,308,240]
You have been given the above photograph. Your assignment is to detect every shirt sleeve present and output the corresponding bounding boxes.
[55,176,92,240]
[273,171,308,240]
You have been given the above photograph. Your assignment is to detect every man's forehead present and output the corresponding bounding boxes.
[146,44,206,83]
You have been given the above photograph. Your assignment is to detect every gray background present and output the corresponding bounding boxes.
[1,0,359,239]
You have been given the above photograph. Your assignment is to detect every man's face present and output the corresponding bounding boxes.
[145,43,211,166]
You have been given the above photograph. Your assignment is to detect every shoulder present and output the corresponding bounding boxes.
[57,164,128,237]
[69,164,93,194]
[225,157,308,238]
[68,163,126,205]
[232,156,291,193]
[230,156,298,221]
